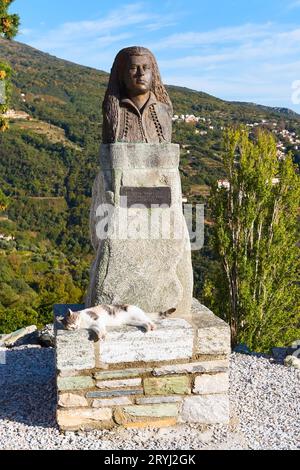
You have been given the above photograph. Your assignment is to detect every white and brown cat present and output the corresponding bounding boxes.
[62,304,176,341]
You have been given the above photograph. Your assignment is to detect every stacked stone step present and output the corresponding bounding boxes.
[55,299,231,431]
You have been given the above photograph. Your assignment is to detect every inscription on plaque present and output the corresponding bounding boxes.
[120,187,171,208]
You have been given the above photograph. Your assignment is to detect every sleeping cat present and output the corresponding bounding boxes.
[62,304,176,341]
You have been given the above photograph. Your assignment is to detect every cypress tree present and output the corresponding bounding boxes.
[204,127,300,352]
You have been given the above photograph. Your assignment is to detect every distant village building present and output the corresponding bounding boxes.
[217,180,230,190]
[217,178,280,191]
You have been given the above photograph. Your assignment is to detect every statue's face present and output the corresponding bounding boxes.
[123,54,153,97]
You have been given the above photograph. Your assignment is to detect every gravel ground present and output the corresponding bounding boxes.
[0,347,299,450]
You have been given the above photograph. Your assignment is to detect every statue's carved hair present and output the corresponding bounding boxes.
[102,46,173,143]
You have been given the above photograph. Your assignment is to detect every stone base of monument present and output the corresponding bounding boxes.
[54,299,231,431]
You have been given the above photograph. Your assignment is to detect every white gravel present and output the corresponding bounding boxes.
[0,347,299,450]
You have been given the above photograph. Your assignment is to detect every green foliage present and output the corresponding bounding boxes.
[0,40,300,341]
[0,0,19,130]
[0,1,19,40]
[0,234,86,333]
[0,186,9,210]
[204,128,300,352]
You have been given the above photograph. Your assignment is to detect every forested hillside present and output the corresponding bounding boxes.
[0,38,299,332]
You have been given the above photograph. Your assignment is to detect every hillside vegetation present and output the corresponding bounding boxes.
[0,38,299,335]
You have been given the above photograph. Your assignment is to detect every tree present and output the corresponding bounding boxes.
[0,187,9,211]
[204,127,300,352]
[0,0,20,131]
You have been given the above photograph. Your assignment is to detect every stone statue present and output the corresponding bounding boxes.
[102,46,172,144]
[86,47,193,320]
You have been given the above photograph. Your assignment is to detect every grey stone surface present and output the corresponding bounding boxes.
[92,397,133,407]
[1,326,37,347]
[135,396,183,405]
[96,378,142,389]
[37,324,55,348]
[284,355,300,370]
[192,299,231,355]
[56,330,95,372]
[100,143,180,170]
[58,393,89,408]
[57,408,112,429]
[97,319,194,364]
[57,376,94,391]
[181,395,229,424]
[153,360,229,376]
[193,373,229,395]
[144,376,190,395]
[86,143,193,318]
[120,403,179,418]
[94,367,153,380]
[86,389,143,399]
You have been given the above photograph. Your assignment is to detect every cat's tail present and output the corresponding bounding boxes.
[159,308,177,319]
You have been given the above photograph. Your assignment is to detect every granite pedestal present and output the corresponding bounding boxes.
[86,143,193,320]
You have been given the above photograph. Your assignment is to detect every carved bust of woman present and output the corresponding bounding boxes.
[102,46,173,144]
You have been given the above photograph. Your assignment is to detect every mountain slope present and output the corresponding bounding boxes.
[1,38,299,198]
[0,39,300,332]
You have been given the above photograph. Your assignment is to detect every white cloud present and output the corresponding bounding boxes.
[16,3,300,111]
[19,28,34,36]
[288,0,300,9]
[157,22,300,111]
[29,3,176,54]
[150,23,276,50]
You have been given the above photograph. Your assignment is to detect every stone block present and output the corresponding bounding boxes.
[193,373,229,395]
[57,408,113,430]
[100,143,180,171]
[94,368,153,381]
[143,376,190,395]
[56,329,95,372]
[92,397,133,408]
[135,396,182,405]
[96,378,142,389]
[181,395,229,424]
[192,299,231,356]
[153,360,229,376]
[58,393,89,408]
[57,376,94,391]
[97,319,194,364]
[114,403,179,425]
[86,389,143,399]
[1,325,37,347]
[122,418,177,429]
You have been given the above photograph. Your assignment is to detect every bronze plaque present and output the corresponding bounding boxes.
[120,187,171,208]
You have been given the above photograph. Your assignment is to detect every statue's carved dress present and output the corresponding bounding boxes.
[103,92,172,144]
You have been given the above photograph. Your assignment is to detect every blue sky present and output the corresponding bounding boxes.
[12,0,300,112]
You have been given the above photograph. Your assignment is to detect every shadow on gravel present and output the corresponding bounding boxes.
[0,347,57,428]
